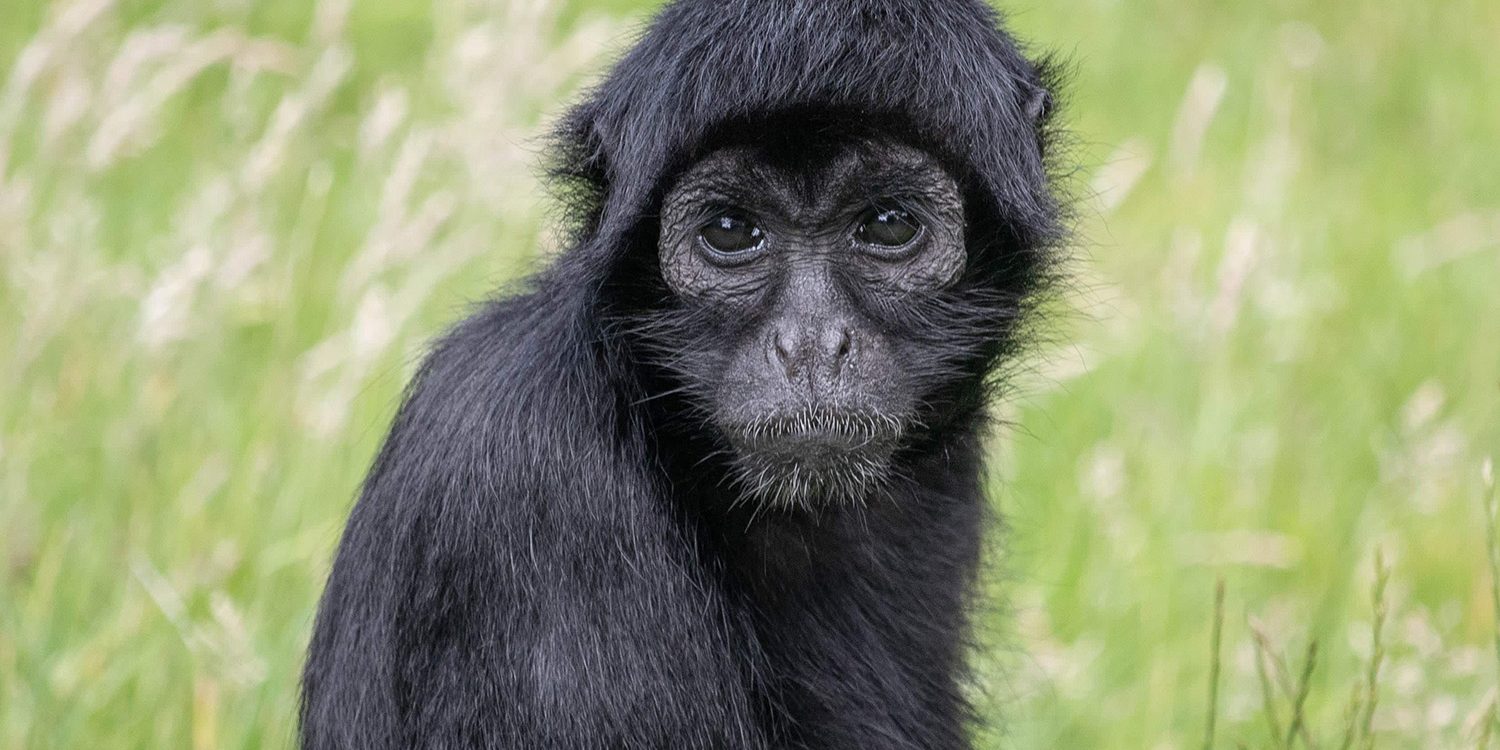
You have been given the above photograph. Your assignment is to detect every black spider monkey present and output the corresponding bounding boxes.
[301,1,1065,747]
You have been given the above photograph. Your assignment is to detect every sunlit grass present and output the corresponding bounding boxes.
[1,0,1496,748]
[991,0,1499,745]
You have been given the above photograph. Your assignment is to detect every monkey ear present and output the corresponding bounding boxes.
[1022,80,1054,124]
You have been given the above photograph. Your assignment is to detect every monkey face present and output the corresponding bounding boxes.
[650,136,999,507]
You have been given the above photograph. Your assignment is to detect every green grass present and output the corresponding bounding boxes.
[1,0,1496,747]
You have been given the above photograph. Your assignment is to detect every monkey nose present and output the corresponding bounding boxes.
[770,323,853,382]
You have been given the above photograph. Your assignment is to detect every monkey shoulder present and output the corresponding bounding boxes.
[357,287,651,533]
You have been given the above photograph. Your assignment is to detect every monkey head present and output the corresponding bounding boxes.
[648,133,1012,507]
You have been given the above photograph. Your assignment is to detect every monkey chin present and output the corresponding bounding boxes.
[722,407,906,509]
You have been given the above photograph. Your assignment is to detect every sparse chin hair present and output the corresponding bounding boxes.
[730,450,895,508]
[720,408,906,508]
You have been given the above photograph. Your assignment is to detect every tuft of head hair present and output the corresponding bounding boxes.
[549,0,1068,270]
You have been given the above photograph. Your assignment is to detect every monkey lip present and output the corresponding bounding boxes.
[723,408,904,455]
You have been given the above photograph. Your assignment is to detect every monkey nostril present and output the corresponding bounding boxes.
[771,329,796,377]
[834,328,852,362]
[820,326,854,376]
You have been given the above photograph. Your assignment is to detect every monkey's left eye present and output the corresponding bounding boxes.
[698,213,765,256]
[855,208,922,249]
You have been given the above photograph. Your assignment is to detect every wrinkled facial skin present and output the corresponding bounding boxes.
[654,138,972,507]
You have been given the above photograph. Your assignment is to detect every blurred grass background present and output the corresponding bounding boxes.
[0,0,1497,747]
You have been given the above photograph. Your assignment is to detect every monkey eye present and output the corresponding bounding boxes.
[855,208,922,250]
[698,213,765,256]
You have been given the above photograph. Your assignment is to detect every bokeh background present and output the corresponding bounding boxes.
[1,0,1497,747]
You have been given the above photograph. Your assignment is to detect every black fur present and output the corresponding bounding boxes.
[300,1,1065,747]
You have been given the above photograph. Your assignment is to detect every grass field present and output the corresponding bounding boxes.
[1,0,1497,747]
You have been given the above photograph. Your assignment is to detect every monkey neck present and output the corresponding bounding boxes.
[676,428,990,736]
[674,424,990,587]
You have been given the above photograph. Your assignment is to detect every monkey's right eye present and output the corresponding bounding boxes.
[698,214,765,256]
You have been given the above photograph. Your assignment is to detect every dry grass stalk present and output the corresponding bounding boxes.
[1358,548,1391,749]
[1284,640,1319,749]
[1483,458,1499,748]
[1485,458,1499,693]
[1251,619,1288,749]
[1335,682,1365,750]
[1203,578,1226,750]
[1475,697,1495,750]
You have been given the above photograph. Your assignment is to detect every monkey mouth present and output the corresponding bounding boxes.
[717,408,907,506]
[724,407,905,455]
